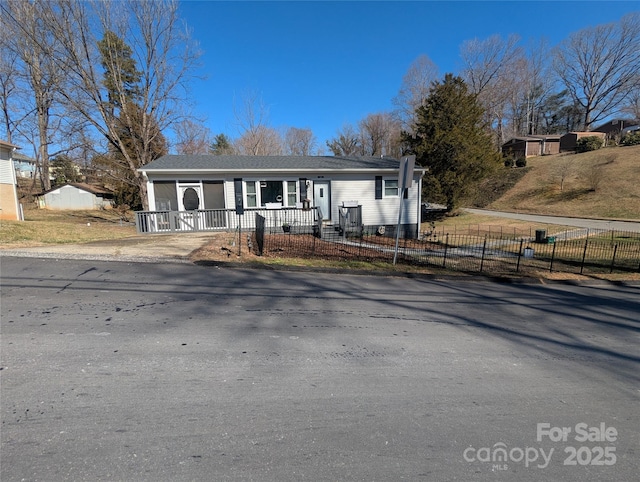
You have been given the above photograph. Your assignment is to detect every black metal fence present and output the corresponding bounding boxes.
[252,226,640,276]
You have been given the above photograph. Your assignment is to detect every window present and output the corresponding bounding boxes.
[245,181,257,207]
[260,181,283,206]
[384,179,399,197]
[245,180,298,207]
[153,181,178,210]
[287,181,297,206]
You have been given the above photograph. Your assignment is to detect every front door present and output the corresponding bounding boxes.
[313,181,330,221]
[178,185,202,231]
[179,186,202,210]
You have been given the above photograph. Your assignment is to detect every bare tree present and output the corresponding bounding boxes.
[233,89,282,155]
[555,154,575,192]
[34,0,200,209]
[506,39,555,137]
[1,0,68,190]
[393,55,439,131]
[326,124,360,156]
[587,153,615,192]
[553,13,640,130]
[235,126,282,155]
[621,84,640,121]
[284,127,316,156]
[173,118,213,155]
[460,34,524,145]
[359,112,403,157]
[0,38,20,143]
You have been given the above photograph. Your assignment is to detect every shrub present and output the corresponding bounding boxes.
[582,164,606,192]
[515,158,527,168]
[576,136,604,152]
[621,132,640,146]
[504,158,515,167]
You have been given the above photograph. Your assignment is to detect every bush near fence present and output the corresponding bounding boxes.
[251,226,640,276]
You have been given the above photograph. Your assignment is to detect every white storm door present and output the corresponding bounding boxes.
[178,185,202,211]
[177,185,203,231]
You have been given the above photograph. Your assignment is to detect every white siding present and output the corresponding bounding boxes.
[0,147,17,184]
[144,169,423,229]
[312,172,421,227]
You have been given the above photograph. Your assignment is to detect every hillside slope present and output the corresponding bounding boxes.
[482,145,640,220]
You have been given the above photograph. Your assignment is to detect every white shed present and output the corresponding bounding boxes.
[37,183,114,210]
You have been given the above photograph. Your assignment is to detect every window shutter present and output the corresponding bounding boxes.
[234,178,244,215]
[403,187,408,199]
[375,176,382,199]
[299,178,307,199]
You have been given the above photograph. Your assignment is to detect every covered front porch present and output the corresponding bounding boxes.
[135,207,322,235]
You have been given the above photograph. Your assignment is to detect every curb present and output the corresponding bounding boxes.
[4,250,639,287]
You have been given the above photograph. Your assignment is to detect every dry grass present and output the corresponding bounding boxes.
[0,208,137,247]
[488,145,640,219]
[424,211,574,238]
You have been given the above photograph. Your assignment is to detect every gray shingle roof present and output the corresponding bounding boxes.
[142,155,402,172]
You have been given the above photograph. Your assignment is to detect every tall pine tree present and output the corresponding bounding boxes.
[97,31,141,114]
[96,31,166,209]
[403,74,501,210]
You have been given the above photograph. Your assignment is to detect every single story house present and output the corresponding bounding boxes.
[0,139,22,221]
[560,132,606,152]
[501,135,561,158]
[36,183,114,210]
[139,155,425,237]
[592,119,639,138]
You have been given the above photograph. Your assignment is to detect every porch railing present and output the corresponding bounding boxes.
[135,207,321,234]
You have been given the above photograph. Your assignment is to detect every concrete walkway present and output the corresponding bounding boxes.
[464,208,640,232]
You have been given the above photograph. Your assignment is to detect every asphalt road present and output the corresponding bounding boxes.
[1,257,638,481]
[464,209,640,232]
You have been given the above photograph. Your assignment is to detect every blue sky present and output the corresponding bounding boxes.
[178,1,640,151]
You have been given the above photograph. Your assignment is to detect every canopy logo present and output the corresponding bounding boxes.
[463,422,617,471]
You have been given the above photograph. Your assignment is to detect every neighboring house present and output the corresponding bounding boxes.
[36,183,114,210]
[139,155,425,237]
[0,139,22,221]
[559,132,607,152]
[501,135,561,158]
[592,119,639,139]
[13,151,37,178]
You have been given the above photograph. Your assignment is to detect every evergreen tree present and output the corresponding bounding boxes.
[210,133,234,155]
[51,155,81,187]
[97,31,166,209]
[98,31,141,114]
[403,74,501,210]
[97,101,167,209]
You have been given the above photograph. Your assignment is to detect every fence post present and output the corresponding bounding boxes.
[442,234,449,268]
[609,244,618,273]
[580,238,589,274]
[237,214,242,256]
[550,241,557,272]
[516,239,524,272]
[480,235,488,272]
